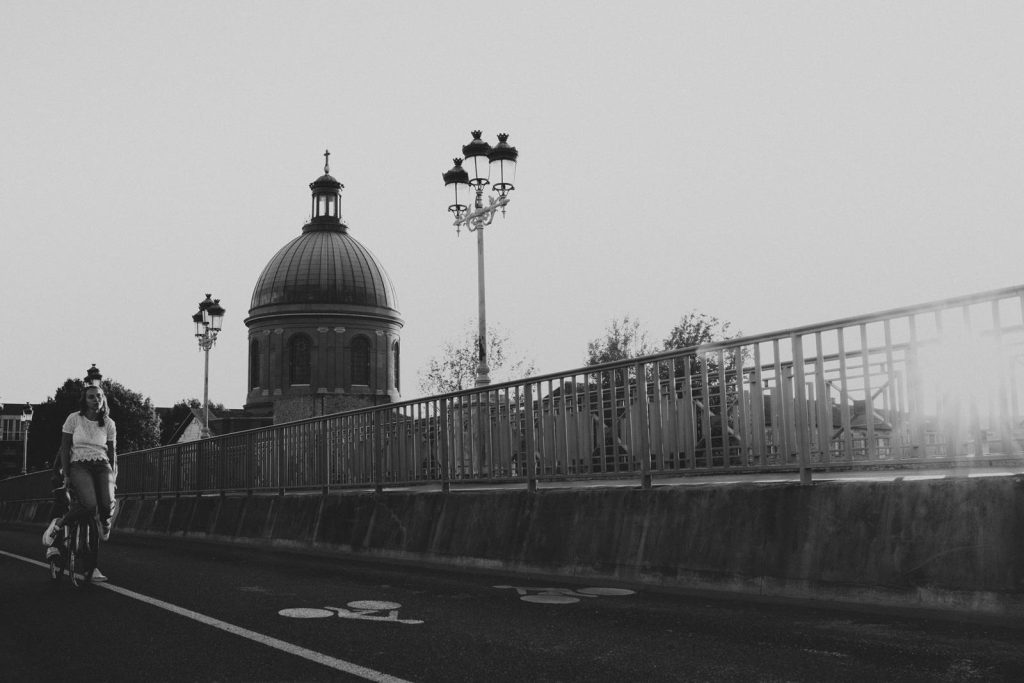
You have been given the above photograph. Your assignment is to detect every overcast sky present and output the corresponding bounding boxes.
[2,1,1023,409]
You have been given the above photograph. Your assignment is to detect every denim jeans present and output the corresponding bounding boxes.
[65,460,115,527]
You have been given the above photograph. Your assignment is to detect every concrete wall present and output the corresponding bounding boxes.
[4,476,1022,620]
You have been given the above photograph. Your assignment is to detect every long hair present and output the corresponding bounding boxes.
[78,385,108,427]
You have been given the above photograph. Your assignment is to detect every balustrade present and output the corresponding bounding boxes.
[4,285,1024,500]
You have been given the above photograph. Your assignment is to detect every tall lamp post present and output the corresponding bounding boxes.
[442,130,518,387]
[20,402,33,475]
[192,294,225,439]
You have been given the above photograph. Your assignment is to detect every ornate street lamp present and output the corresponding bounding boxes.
[193,294,225,438]
[442,131,519,386]
[85,364,103,386]
[20,402,33,475]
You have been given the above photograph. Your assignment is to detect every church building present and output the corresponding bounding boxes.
[244,153,403,422]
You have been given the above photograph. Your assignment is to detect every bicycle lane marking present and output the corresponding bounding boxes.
[0,549,414,683]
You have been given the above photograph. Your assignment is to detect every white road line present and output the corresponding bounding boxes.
[0,549,414,683]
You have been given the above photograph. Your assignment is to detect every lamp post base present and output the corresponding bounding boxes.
[475,358,491,387]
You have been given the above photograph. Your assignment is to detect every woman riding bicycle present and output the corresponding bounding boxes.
[42,384,118,554]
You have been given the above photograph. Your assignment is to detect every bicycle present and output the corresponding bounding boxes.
[47,485,101,588]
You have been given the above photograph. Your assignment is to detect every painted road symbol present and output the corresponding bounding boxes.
[494,585,636,604]
[279,601,424,625]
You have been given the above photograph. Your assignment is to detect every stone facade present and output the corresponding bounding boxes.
[244,321,401,419]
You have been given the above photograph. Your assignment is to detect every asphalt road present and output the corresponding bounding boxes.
[1,527,1022,682]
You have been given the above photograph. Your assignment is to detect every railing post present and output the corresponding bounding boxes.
[439,399,451,493]
[172,446,181,496]
[195,439,204,493]
[636,360,652,489]
[156,449,164,499]
[991,300,1014,457]
[374,411,384,494]
[523,382,538,492]
[319,419,329,494]
[791,334,813,485]
[247,430,255,492]
[217,436,226,494]
[277,427,285,495]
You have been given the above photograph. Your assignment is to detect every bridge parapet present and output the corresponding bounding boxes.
[5,474,1020,620]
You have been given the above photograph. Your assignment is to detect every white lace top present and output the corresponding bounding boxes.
[62,412,117,463]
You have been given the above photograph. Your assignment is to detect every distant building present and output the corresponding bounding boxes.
[0,402,36,478]
[244,153,403,422]
[166,406,271,443]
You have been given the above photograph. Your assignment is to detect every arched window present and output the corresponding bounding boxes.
[351,336,371,386]
[312,190,339,218]
[289,334,312,385]
[392,340,400,390]
[249,340,260,389]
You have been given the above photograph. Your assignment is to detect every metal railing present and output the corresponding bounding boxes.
[4,285,1024,501]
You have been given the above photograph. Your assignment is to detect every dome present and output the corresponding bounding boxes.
[244,152,403,417]
[310,173,342,189]
[249,230,399,313]
[248,151,401,319]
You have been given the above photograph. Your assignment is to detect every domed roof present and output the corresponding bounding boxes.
[249,230,399,313]
[310,173,342,189]
[248,152,401,320]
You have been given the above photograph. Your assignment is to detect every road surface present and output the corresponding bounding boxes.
[1,527,1022,682]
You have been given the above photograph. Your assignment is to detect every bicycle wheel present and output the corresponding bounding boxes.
[48,540,66,582]
[68,522,95,588]
[83,518,99,582]
[56,528,72,583]
[68,522,81,587]
[68,523,79,587]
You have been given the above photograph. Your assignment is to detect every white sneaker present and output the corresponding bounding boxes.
[91,568,107,582]
[42,519,61,546]
[45,546,61,560]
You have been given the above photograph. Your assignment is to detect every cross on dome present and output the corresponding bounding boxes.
[324,149,330,174]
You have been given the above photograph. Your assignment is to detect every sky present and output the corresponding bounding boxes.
[2,1,1023,409]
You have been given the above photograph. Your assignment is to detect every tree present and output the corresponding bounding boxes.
[418,323,537,395]
[661,310,744,381]
[29,377,162,467]
[106,380,162,453]
[585,315,653,366]
[663,311,740,351]
[582,315,658,403]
